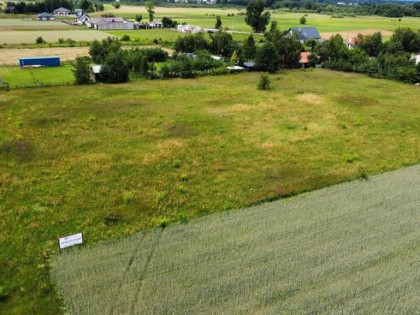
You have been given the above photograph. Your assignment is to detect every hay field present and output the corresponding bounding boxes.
[53,165,420,314]
[1,70,419,313]
[0,18,74,30]
[0,29,111,44]
[0,47,90,65]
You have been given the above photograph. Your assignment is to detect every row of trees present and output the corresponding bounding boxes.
[311,27,420,83]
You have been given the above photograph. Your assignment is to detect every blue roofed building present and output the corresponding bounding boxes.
[19,56,60,68]
[288,27,321,43]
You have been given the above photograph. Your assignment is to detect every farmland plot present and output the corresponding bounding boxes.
[0,30,111,44]
[53,165,420,314]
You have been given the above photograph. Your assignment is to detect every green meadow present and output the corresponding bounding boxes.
[99,6,420,32]
[53,165,420,314]
[0,64,74,87]
[0,69,419,313]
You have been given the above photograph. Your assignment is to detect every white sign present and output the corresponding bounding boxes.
[59,233,83,249]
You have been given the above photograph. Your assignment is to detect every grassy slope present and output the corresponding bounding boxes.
[99,6,420,32]
[53,164,420,314]
[0,70,419,313]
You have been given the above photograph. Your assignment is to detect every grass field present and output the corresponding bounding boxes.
[104,28,251,46]
[0,29,111,44]
[52,164,420,314]
[0,18,74,31]
[0,70,419,313]
[98,6,420,33]
[0,64,74,87]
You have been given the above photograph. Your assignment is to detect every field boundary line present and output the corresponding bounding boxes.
[107,232,146,315]
[129,229,164,314]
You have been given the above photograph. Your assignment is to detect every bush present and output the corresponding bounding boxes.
[100,51,129,84]
[300,16,306,24]
[258,73,271,90]
[36,36,45,44]
[112,2,120,9]
[121,35,130,41]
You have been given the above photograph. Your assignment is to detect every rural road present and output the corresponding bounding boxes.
[53,164,420,314]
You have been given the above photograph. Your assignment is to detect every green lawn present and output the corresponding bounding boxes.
[0,70,419,313]
[0,64,74,87]
[96,6,420,32]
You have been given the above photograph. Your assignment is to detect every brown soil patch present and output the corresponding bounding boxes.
[320,29,393,41]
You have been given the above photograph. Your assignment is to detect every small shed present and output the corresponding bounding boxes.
[299,52,311,68]
[37,12,55,21]
[19,56,60,68]
[90,65,102,82]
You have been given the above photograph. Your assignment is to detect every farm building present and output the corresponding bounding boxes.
[37,12,55,21]
[53,7,71,16]
[288,27,321,43]
[176,24,202,33]
[19,56,60,68]
[87,18,134,30]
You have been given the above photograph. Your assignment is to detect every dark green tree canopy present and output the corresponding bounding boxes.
[245,0,271,33]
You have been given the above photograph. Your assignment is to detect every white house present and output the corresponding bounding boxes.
[148,19,163,28]
[176,24,202,33]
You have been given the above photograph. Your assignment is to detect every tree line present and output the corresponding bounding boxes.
[2,0,103,14]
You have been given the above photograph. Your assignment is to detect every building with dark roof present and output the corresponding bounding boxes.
[53,7,71,16]
[288,27,321,43]
[37,12,55,21]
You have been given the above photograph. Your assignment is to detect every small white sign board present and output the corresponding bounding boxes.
[59,233,83,250]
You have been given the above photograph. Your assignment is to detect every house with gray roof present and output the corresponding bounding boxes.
[53,7,71,16]
[37,12,55,21]
[288,27,321,43]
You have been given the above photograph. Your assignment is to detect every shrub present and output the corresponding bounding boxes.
[36,36,45,44]
[300,16,306,25]
[258,73,271,90]
[112,2,120,9]
[121,35,130,41]
[122,192,132,204]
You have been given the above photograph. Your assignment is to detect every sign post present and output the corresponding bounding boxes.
[59,233,83,250]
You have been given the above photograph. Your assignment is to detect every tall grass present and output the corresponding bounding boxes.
[52,165,420,314]
[1,70,419,313]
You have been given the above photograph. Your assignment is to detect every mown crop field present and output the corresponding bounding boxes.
[0,64,74,87]
[0,18,74,31]
[98,5,420,33]
[53,165,420,314]
[0,29,110,44]
[0,70,419,313]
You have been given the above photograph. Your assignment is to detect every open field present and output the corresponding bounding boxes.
[0,45,173,66]
[0,47,89,65]
[0,29,111,44]
[104,28,251,46]
[0,64,74,87]
[0,18,74,31]
[0,70,419,313]
[98,6,420,33]
[53,164,420,314]
[320,29,394,41]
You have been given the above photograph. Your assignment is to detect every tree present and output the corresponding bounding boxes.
[258,73,271,90]
[355,32,383,57]
[242,34,257,60]
[210,30,233,56]
[300,16,306,25]
[389,27,420,53]
[174,33,209,53]
[89,37,121,64]
[146,0,155,22]
[79,0,90,11]
[135,14,142,22]
[215,15,222,29]
[73,57,91,85]
[256,42,279,72]
[112,2,120,9]
[100,51,129,83]
[245,0,270,33]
